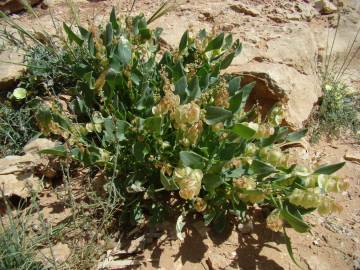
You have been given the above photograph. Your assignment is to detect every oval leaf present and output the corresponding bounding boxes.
[179,151,207,169]
[12,88,27,100]
[313,162,345,175]
[205,106,232,125]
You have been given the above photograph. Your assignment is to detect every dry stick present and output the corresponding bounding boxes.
[334,26,360,83]
[324,15,340,82]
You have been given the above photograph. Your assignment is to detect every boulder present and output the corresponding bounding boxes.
[0,0,43,14]
[227,62,321,129]
[0,51,25,92]
[0,139,59,199]
[0,154,41,198]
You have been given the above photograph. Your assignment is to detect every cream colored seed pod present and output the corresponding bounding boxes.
[266,210,284,232]
[194,198,207,212]
[174,167,203,200]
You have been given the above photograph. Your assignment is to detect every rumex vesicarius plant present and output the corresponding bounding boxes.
[29,8,348,248]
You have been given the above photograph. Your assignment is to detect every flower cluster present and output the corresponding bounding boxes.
[266,210,284,232]
[173,167,203,200]
[259,147,289,168]
[233,177,266,203]
[288,188,342,215]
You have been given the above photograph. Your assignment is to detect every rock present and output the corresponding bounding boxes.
[0,154,41,198]
[0,51,25,92]
[0,0,43,14]
[344,151,360,164]
[230,3,260,17]
[206,253,231,270]
[304,255,332,270]
[37,242,71,264]
[315,0,338,14]
[227,62,321,128]
[0,139,59,199]
[354,258,360,270]
[23,138,59,154]
[237,220,253,234]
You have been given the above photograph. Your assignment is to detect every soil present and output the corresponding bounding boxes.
[1,0,359,269]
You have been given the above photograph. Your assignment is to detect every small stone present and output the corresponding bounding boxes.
[230,3,260,17]
[344,151,360,164]
[315,0,338,15]
[38,242,71,264]
[237,220,253,234]
[354,258,360,270]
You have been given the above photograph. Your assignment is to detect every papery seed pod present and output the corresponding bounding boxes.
[233,177,256,190]
[268,103,286,126]
[211,122,224,132]
[185,121,203,146]
[255,123,275,138]
[174,167,203,200]
[244,143,257,157]
[226,158,242,169]
[179,187,197,200]
[321,175,349,193]
[318,197,342,216]
[194,198,207,212]
[86,123,95,133]
[247,193,266,203]
[266,210,284,232]
[293,165,312,177]
[303,174,319,188]
[288,188,321,209]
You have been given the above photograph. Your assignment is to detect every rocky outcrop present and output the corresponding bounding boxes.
[0,139,59,199]
[0,51,25,92]
[0,0,43,14]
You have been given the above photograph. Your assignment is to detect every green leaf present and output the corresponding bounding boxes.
[179,151,207,169]
[139,28,151,39]
[160,171,179,191]
[179,30,188,52]
[83,71,95,90]
[105,23,113,46]
[250,159,277,175]
[188,76,201,100]
[280,206,310,233]
[12,88,27,100]
[176,214,186,241]
[223,34,233,50]
[203,174,223,192]
[205,106,232,125]
[110,7,119,31]
[205,32,224,52]
[63,23,83,46]
[287,128,308,142]
[115,120,130,141]
[117,41,132,65]
[40,145,67,157]
[133,142,148,161]
[231,123,256,139]
[229,82,255,113]
[226,167,245,178]
[220,52,235,70]
[144,116,162,135]
[283,228,303,269]
[175,76,188,101]
[313,162,345,175]
[228,76,241,95]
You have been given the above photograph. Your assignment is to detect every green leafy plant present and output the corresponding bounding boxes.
[310,82,359,142]
[32,8,349,238]
[310,17,360,142]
